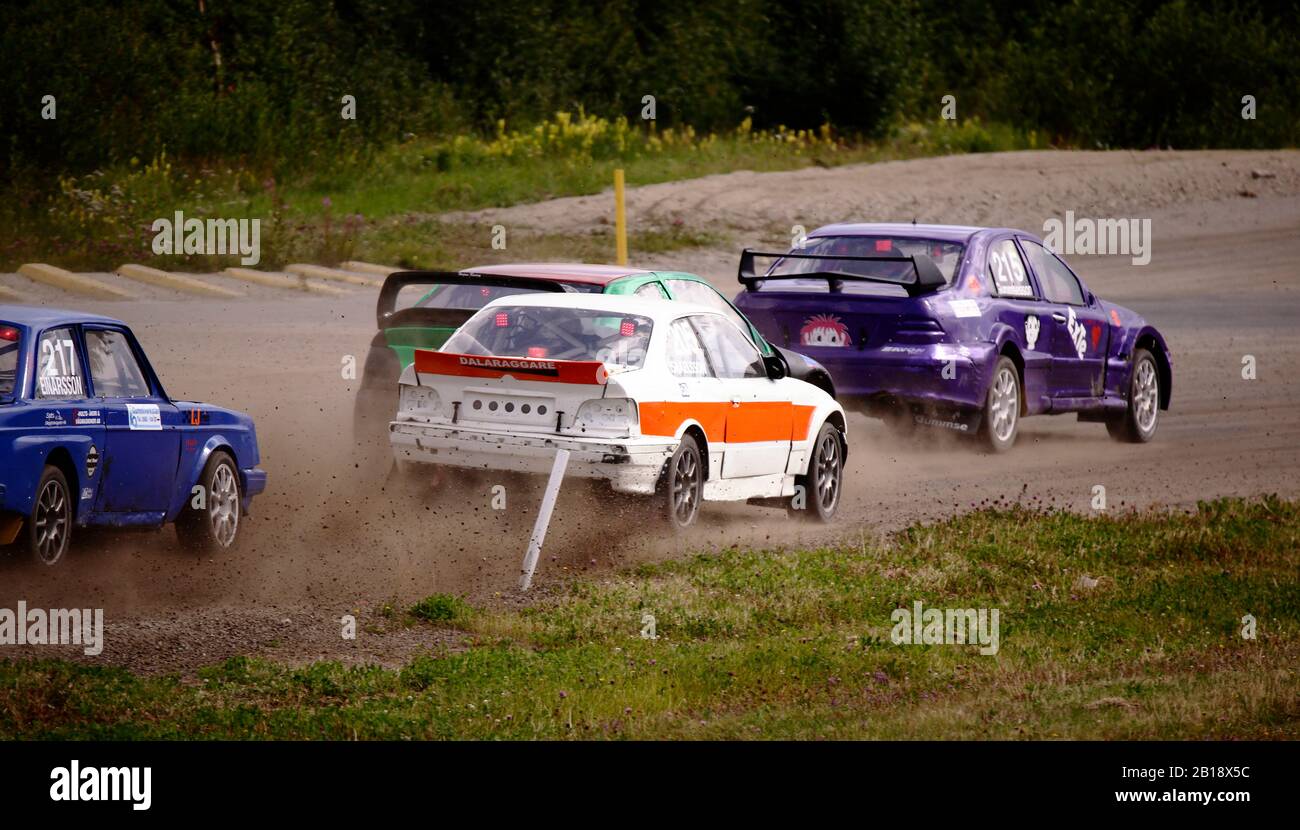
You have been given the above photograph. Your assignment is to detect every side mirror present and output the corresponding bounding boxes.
[763,354,787,380]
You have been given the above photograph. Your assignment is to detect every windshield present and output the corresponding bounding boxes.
[0,324,19,397]
[759,236,965,293]
[414,282,600,311]
[443,305,653,368]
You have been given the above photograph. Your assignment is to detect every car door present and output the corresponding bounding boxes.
[689,313,793,479]
[31,325,105,506]
[1020,240,1108,397]
[83,326,181,514]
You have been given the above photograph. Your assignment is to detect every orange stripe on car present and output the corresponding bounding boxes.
[639,402,818,443]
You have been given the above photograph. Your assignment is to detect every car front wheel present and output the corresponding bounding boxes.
[790,422,844,522]
[177,451,242,553]
[1108,348,1160,442]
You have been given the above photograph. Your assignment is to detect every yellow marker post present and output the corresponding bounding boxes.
[614,168,628,266]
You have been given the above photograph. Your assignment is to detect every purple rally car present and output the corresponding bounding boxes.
[733,224,1171,452]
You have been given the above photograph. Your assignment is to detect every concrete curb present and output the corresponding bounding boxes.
[116,264,244,299]
[17,263,133,300]
[285,263,384,287]
[222,268,350,296]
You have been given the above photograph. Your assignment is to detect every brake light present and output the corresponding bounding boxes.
[495,312,509,327]
[875,239,892,252]
[527,346,548,358]
[619,319,636,337]
[0,327,17,342]
[480,287,492,296]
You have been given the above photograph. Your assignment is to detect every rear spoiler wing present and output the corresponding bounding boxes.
[737,249,947,297]
[377,270,570,329]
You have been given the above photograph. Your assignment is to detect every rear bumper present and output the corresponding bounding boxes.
[389,421,676,495]
[807,342,996,411]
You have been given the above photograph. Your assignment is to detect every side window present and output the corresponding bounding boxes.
[1022,241,1085,305]
[85,329,152,398]
[35,327,86,400]
[690,314,765,380]
[666,319,712,378]
[634,282,668,299]
[664,279,755,341]
[987,239,1034,298]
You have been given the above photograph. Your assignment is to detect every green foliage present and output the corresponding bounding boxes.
[410,594,473,626]
[1,0,1294,192]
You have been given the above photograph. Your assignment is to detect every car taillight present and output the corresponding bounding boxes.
[527,346,548,358]
[495,312,509,327]
[0,327,18,342]
[620,319,636,337]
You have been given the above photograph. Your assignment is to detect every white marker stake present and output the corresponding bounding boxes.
[520,449,571,591]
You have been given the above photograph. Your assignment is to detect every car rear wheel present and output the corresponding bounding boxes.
[790,422,843,522]
[177,451,241,553]
[663,435,703,531]
[980,357,1021,453]
[1107,348,1159,443]
[28,465,72,566]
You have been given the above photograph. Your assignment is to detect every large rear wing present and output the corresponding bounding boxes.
[737,249,947,297]
[377,270,570,329]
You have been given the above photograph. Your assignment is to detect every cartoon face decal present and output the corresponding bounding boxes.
[799,314,851,347]
[1024,315,1041,350]
[1067,307,1088,358]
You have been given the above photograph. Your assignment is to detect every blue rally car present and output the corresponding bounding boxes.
[0,306,267,564]
[734,224,1172,452]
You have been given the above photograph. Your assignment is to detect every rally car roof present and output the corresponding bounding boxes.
[0,304,124,330]
[809,223,993,243]
[460,263,654,286]
[481,290,715,321]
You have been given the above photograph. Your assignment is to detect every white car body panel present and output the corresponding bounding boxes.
[389,293,845,502]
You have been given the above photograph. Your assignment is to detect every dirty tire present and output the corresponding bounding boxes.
[28,465,72,566]
[663,435,703,531]
[980,356,1021,453]
[177,451,241,553]
[790,422,844,522]
[1108,348,1160,443]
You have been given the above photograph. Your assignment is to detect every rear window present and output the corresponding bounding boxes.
[444,305,653,368]
[413,282,600,312]
[758,236,965,294]
[0,324,19,397]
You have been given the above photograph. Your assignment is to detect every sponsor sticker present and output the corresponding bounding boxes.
[949,299,981,318]
[73,408,101,426]
[38,376,83,397]
[85,445,99,478]
[127,403,162,431]
[1066,308,1088,358]
[799,314,851,347]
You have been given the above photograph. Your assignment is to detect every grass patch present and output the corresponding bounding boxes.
[8,496,1292,740]
[0,115,1038,271]
[410,594,473,626]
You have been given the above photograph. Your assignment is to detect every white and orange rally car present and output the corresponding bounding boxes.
[389,293,847,528]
